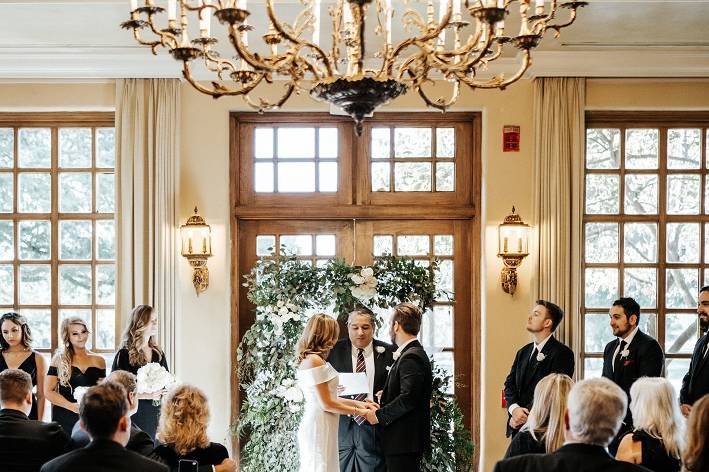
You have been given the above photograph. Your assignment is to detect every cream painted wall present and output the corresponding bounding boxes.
[1,78,708,471]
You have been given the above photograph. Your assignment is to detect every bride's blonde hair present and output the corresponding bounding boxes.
[295,313,339,363]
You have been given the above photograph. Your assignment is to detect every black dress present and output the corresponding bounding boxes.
[152,442,229,472]
[631,430,681,472]
[46,364,105,434]
[112,347,169,440]
[0,351,40,420]
[504,429,546,458]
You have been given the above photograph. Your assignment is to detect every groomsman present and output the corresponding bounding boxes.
[503,300,575,437]
[328,308,395,472]
[680,286,709,417]
[365,303,432,472]
[602,297,663,454]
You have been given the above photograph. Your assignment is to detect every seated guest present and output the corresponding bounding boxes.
[504,373,573,458]
[70,370,153,456]
[152,385,236,472]
[616,377,683,472]
[493,377,652,472]
[40,382,167,472]
[0,369,70,472]
[683,394,709,472]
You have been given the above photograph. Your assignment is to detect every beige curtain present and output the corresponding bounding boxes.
[115,79,180,371]
[531,77,585,356]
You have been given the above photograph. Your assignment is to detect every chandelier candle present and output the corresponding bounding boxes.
[123,0,586,133]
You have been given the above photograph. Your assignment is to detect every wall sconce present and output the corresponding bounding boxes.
[180,207,212,295]
[498,206,530,295]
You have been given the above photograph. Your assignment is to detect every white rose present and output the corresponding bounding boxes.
[361,267,374,278]
[375,346,385,354]
[73,386,89,402]
[283,386,303,403]
[277,300,284,307]
[350,274,365,285]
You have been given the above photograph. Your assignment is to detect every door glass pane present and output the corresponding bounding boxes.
[319,128,338,158]
[397,235,429,256]
[434,235,453,256]
[280,235,312,255]
[436,128,455,158]
[277,128,314,158]
[255,162,274,192]
[315,235,336,256]
[432,351,454,394]
[277,163,315,192]
[319,162,337,192]
[394,163,431,191]
[435,162,455,191]
[254,128,273,159]
[394,128,431,158]
[371,163,390,192]
[256,235,276,256]
[373,235,393,256]
[435,260,454,301]
[371,128,390,159]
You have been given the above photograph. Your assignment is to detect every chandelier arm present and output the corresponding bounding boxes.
[242,81,297,111]
[415,79,461,111]
[457,48,530,89]
[181,61,267,98]
[546,5,583,37]
[265,0,334,75]
[130,26,163,50]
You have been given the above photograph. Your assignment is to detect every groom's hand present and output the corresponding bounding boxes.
[365,409,379,425]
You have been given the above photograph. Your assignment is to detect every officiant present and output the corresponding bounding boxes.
[328,308,395,472]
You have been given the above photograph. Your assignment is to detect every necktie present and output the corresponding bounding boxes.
[530,346,538,362]
[614,339,627,373]
[353,348,368,425]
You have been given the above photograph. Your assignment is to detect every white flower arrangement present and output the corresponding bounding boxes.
[136,363,176,405]
[261,300,303,336]
[73,386,89,403]
[350,267,378,301]
[274,378,304,413]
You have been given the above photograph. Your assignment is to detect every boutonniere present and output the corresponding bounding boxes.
[386,365,392,371]
[375,346,385,354]
[536,352,546,362]
[621,349,630,358]
[392,352,401,361]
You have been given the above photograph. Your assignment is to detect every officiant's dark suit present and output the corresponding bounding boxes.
[503,301,574,437]
[602,298,664,454]
[370,303,432,472]
[680,286,709,409]
[328,309,395,472]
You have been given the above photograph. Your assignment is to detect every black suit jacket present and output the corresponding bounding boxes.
[0,408,71,472]
[71,420,154,457]
[602,330,664,402]
[328,338,395,399]
[503,336,575,436]
[493,443,653,472]
[40,438,168,472]
[375,339,432,456]
[680,333,709,405]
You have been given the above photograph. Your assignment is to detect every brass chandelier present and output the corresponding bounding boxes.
[123,0,585,133]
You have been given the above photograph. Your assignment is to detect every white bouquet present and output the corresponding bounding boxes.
[73,386,89,403]
[136,362,176,405]
[350,267,377,301]
[275,378,304,413]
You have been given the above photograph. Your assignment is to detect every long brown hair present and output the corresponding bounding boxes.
[157,384,211,456]
[121,305,163,366]
[295,313,339,363]
[683,395,709,472]
[0,312,33,351]
[52,317,89,387]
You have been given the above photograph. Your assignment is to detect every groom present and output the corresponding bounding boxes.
[365,303,432,472]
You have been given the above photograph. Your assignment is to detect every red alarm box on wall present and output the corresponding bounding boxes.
[503,125,520,152]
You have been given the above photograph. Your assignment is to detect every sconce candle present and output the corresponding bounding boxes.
[180,207,212,295]
[497,206,530,295]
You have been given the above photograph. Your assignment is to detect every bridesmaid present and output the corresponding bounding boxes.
[112,304,168,439]
[45,316,106,433]
[0,312,47,420]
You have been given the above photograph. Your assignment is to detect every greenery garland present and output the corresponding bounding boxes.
[235,254,473,471]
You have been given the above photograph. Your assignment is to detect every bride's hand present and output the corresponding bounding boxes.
[363,400,379,410]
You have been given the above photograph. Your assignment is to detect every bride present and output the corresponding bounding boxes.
[296,313,376,472]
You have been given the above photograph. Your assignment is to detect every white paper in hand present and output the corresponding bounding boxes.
[338,372,368,397]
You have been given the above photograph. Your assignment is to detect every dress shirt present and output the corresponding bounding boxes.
[351,342,375,400]
[612,326,639,371]
[508,334,553,415]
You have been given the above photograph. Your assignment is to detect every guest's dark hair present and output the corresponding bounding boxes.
[700,285,709,294]
[536,300,564,331]
[0,369,32,405]
[391,303,422,336]
[612,297,641,324]
[684,395,709,472]
[80,382,128,440]
[0,312,33,351]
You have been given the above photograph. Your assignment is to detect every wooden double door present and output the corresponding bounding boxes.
[237,219,476,429]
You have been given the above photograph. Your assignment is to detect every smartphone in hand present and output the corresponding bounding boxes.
[178,459,198,472]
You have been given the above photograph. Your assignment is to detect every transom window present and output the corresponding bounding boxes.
[582,112,709,394]
[0,113,116,355]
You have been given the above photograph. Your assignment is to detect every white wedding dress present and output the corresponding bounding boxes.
[296,362,340,472]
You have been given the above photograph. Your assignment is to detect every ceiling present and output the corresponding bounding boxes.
[0,0,707,79]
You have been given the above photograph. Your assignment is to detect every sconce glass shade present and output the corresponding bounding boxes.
[180,207,212,257]
[498,207,530,257]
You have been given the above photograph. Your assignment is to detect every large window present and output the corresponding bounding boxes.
[0,113,116,357]
[582,112,709,393]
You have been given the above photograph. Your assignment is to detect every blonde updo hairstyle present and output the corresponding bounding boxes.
[52,316,90,387]
[157,384,210,456]
[295,313,339,363]
[121,304,163,366]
